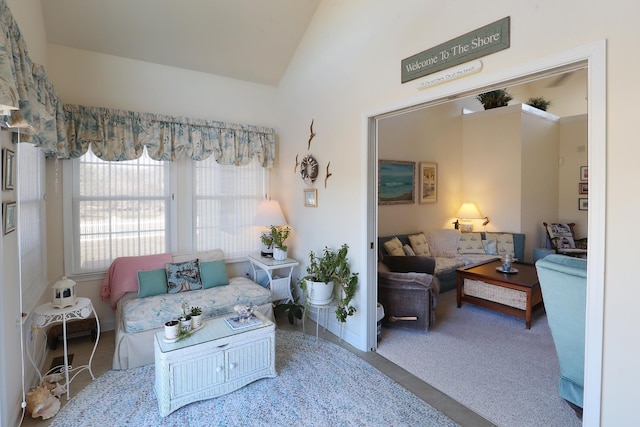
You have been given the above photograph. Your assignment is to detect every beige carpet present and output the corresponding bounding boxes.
[376,290,582,427]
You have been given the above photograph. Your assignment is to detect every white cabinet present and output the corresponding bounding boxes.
[154,315,276,417]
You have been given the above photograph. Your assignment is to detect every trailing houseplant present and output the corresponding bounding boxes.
[476,89,512,110]
[301,244,358,323]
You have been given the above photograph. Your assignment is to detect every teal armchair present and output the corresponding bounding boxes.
[535,254,587,413]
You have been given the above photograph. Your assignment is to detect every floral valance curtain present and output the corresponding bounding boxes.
[61,105,275,166]
[0,0,65,147]
[1,0,275,167]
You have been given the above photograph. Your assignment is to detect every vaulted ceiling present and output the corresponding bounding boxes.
[40,0,321,87]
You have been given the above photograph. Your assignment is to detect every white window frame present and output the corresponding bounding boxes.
[63,152,267,279]
[63,150,173,279]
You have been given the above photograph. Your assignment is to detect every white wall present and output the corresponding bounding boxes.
[377,101,467,236]
[559,115,588,236]
[273,1,638,425]
[2,1,48,426]
[462,105,524,232]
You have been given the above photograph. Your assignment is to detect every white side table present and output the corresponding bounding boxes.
[247,254,299,303]
[32,297,100,400]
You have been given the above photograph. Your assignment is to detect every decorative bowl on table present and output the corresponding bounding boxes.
[234,305,257,322]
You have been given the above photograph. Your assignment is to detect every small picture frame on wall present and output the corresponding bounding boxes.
[2,148,15,191]
[579,165,588,182]
[419,162,437,204]
[579,182,588,194]
[578,198,588,211]
[3,201,16,234]
[304,189,317,207]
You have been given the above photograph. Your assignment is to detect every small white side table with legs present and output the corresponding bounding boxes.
[247,254,299,303]
[32,297,100,399]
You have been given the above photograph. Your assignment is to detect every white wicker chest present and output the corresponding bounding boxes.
[154,312,276,417]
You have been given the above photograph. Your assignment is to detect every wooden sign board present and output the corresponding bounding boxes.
[401,17,510,83]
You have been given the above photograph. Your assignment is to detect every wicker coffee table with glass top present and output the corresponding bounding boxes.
[456,259,543,329]
[154,311,276,417]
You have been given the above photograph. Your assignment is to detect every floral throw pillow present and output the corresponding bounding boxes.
[166,259,202,294]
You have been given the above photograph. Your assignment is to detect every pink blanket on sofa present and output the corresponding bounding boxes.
[100,253,172,309]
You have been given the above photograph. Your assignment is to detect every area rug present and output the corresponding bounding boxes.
[377,290,581,427]
[50,330,459,427]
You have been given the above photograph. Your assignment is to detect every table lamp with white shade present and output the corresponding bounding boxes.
[454,202,489,232]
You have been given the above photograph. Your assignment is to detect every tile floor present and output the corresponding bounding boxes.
[20,314,493,427]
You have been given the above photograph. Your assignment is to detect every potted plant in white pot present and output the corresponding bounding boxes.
[261,225,291,260]
[301,244,358,322]
[190,306,203,329]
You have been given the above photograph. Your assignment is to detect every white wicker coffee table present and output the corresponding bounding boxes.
[154,312,276,417]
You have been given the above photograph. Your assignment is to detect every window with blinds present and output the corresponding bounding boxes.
[194,157,264,259]
[17,142,47,311]
[65,150,265,276]
[66,150,170,275]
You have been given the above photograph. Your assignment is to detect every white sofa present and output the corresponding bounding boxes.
[104,249,274,370]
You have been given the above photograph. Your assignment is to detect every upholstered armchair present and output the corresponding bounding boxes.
[535,254,587,415]
[377,256,440,331]
[543,222,587,257]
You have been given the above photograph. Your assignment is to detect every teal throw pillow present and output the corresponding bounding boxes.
[137,268,168,297]
[166,259,203,293]
[200,260,230,289]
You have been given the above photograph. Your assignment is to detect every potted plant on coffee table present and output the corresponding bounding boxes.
[190,306,203,329]
[301,244,358,323]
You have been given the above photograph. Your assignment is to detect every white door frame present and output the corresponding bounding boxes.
[364,40,605,426]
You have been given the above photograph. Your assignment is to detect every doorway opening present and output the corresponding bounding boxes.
[365,41,605,424]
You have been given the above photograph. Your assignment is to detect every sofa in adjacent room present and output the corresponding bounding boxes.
[100,249,273,370]
[378,229,525,293]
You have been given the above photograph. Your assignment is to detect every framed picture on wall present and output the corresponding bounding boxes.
[579,182,588,194]
[304,189,317,207]
[378,160,415,205]
[580,165,588,181]
[578,198,588,211]
[2,148,15,191]
[3,201,16,234]
[419,162,437,204]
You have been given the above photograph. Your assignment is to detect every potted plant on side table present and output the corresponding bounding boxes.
[261,225,291,260]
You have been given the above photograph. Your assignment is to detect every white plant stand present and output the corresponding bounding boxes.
[303,299,342,343]
[247,253,299,302]
[32,297,100,400]
[154,312,276,417]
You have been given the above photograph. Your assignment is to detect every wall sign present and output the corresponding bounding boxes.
[401,17,510,83]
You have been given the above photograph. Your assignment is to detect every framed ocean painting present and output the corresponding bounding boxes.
[378,160,415,205]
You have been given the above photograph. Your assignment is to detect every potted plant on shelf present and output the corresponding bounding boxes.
[261,225,291,260]
[301,244,358,323]
[526,96,551,111]
[476,89,513,110]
